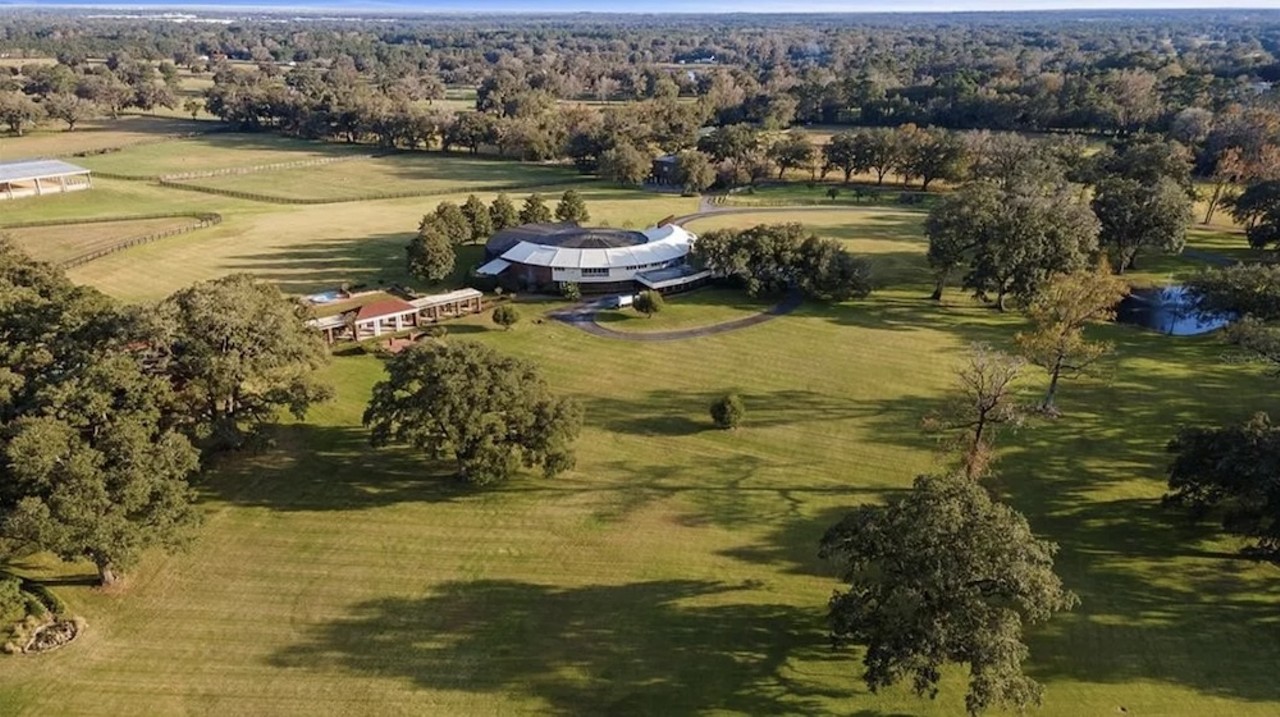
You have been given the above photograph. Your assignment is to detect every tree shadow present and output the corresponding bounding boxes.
[586,388,880,438]
[200,424,474,512]
[269,579,846,714]
[223,233,485,296]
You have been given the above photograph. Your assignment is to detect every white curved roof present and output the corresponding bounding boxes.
[500,224,695,269]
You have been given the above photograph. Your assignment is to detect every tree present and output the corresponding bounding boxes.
[157,275,332,450]
[519,193,553,224]
[931,183,1098,310]
[492,303,520,330]
[2,359,201,586]
[820,474,1077,716]
[183,98,203,120]
[43,93,96,131]
[1015,265,1130,413]
[797,235,873,302]
[924,344,1026,479]
[633,290,664,318]
[407,217,457,284]
[710,393,745,429]
[490,193,520,232]
[674,149,715,195]
[554,189,590,224]
[460,194,493,243]
[694,223,871,301]
[0,242,202,587]
[363,341,583,485]
[767,134,815,180]
[900,127,971,190]
[862,128,901,186]
[1092,177,1192,273]
[1165,413,1280,555]
[1231,181,1280,250]
[925,182,998,301]
[823,132,863,184]
[0,91,44,136]
[1186,263,1280,321]
[598,142,651,186]
[429,201,472,245]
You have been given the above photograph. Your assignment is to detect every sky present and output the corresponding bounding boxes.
[3,0,1279,13]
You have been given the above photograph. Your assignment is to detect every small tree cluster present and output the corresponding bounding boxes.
[693,223,872,301]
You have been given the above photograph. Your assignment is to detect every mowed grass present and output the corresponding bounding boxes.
[595,287,776,332]
[1,133,1277,714]
[50,183,696,303]
[0,115,213,160]
[173,154,585,201]
[76,133,370,177]
[3,255,1280,714]
[2,216,201,265]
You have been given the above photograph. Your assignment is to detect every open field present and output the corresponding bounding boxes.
[686,207,933,287]
[173,154,586,201]
[595,287,776,331]
[76,133,369,177]
[3,265,1280,715]
[2,122,1279,715]
[47,182,695,303]
[0,116,214,161]
[1,216,203,265]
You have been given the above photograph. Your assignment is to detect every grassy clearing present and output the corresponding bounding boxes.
[0,116,213,160]
[61,184,695,303]
[174,154,584,201]
[3,251,1279,715]
[2,139,1276,714]
[686,206,932,287]
[2,216,201,265]
[76,133,369,177]
[595,287,776,332]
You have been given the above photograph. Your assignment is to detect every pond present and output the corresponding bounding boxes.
[1115,285,1233,336]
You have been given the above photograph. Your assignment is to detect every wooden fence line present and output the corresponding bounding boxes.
[58,214,223,269]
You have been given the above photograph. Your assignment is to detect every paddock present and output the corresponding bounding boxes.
[0,160,92,201]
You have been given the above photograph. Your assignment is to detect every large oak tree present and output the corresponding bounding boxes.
[820,474,1077,716]
[363,341,582,485]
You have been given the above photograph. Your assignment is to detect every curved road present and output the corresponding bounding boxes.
[550,200,892,342]
[550,291,803,342]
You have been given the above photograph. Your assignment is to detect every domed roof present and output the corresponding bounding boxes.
[486,223,648,256]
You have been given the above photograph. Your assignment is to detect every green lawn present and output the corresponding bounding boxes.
[173,154,585,201]
[76,132,369,177]
[2,216,202,265]
[0,115,213,160]
[2,145,1278,715]
[595,287,776,332]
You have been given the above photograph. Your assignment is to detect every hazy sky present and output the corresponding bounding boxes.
[6,0,1280,12]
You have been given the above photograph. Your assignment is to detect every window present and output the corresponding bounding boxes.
[582,268,610,277]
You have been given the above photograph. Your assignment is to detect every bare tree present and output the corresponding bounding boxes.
[924,344,1026,479]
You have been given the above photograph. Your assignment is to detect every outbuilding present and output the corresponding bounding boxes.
[0,160,92,201]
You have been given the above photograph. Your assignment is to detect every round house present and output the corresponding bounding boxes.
[477,221,710,294]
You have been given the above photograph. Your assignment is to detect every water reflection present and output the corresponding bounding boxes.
[1115,285,1232,336]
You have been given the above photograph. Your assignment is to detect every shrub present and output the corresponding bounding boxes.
[492,303,521,330]
[562,282,582,302]
[710,393,746,429]
[0,578,23,625]
[634,290,664,317]
[19,581,65,616]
